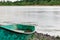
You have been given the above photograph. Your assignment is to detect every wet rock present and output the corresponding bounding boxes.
[30,32,60,40]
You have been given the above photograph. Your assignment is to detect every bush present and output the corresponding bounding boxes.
[56,36,60,39]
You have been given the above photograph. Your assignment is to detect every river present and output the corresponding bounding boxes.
[0,6,60,36]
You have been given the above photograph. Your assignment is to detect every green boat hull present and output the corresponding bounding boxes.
[0,24,35,40]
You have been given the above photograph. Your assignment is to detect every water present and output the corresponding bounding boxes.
[0,6,60,36]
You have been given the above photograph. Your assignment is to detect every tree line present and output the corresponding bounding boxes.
[0,0,60,5]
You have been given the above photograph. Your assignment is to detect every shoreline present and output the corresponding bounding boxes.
[31,32,60,40]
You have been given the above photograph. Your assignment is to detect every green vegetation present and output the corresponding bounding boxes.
[0,0,60,5]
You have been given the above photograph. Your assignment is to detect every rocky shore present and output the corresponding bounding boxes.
[30,32,60,40]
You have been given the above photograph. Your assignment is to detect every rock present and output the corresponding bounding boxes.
[30,32,60,40]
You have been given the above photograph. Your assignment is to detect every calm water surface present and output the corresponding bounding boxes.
[0,6,60,36]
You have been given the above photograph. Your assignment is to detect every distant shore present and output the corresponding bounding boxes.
[0,0,60,6]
